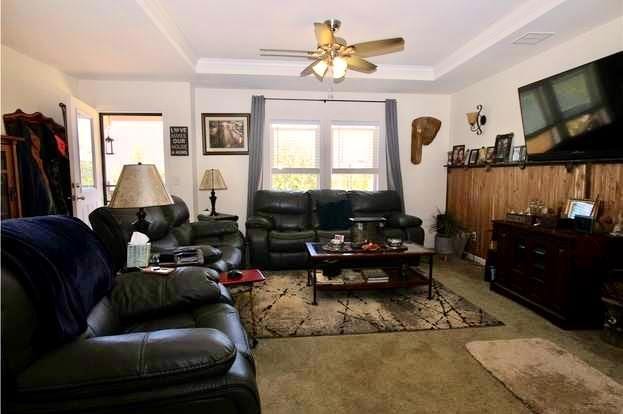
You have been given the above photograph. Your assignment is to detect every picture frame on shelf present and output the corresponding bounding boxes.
[510,145,523,162]
[468,149,479,166]
[477,147,487,165]
[201,113,250,155]
[563,198,598,219]
[447,151,453,166]
[452,145,465,166]
[494,133,513,163]
[485,146,496,163]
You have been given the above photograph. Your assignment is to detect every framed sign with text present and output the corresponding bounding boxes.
[170,126,189,156]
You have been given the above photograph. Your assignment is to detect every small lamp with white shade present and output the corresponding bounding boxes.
[199,169,227,216]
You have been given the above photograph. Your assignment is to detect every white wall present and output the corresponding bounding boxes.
[449,17,623,149]
[1,45,78,134]
[77,80,195,215]
[195,88,450,246]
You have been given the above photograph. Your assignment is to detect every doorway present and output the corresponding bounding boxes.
[99,113,165,204]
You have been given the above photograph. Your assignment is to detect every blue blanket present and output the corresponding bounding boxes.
[2,215,113,347]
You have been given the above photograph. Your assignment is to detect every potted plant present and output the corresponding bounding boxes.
[431,211,464,256]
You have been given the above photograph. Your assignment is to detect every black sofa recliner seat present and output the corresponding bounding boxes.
[1,215,260,414]
[246,189,424,269]
[90,195,244,272]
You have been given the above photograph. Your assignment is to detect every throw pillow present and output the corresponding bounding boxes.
[317,199,352,230]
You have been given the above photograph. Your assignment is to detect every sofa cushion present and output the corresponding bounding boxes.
[254,190,310,231]
[348,190,402,218]
[269,230,315,253]
[308,189,348,228]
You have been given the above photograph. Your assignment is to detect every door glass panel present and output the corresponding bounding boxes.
[77,114,95,188]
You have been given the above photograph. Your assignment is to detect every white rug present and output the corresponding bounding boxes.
[466,338,623,414]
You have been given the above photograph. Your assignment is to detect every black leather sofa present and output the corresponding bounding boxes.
[90,195,244,272]
[1,217,260,414]
[246,190,424,269]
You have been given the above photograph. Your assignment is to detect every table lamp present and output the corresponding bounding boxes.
[108,163,174,234]
[199,168,227,216]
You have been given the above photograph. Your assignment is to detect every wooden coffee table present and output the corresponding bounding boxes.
[305,242,435,305]
[220,269,265,347]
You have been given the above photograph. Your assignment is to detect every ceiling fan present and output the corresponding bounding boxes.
[260,19,405,81]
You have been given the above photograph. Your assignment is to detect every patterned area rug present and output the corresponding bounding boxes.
[233,270,502,338]
[466,338,623,414]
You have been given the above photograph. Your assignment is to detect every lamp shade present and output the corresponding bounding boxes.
[199,169,227,191]
[466,112,478,126]
[108,163,173,208]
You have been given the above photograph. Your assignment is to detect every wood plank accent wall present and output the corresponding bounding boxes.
[446,163,623,258]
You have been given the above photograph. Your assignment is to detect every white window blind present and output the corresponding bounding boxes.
[271,123,320,190]
[331,125,379,191]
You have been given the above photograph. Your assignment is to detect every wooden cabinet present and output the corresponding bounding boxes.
[490,220,622,329]
[1,135,23,219]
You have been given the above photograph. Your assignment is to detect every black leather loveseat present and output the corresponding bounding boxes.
[246,190,424,269]
[90,195,244,272]
[1,216,260,414]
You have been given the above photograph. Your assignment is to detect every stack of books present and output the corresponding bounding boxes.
[363,269,389,283]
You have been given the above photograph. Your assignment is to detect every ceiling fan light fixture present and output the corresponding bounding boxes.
[332,56,347,79]
[312,59,329,77]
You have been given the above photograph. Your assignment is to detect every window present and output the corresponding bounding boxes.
[271,123,320,191]
[100,114,164,203]
[269,121,380,191]
[331,125,379,191]
[77,113,95,188]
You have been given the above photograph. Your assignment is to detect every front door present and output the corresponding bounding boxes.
[66,96,103,224]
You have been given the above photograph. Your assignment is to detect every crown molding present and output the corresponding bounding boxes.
[136,0,197,69]
[434,0,568,78]
[195,58,435,81]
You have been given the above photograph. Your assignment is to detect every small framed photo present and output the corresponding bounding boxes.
[485,146,496,163]
[494,133,513,163]
[447,151,453,166]
[477,147,487,165]
[201,113,250,155]
[468,149,479,166]
[510,146,522,162]
[452,145,466,166]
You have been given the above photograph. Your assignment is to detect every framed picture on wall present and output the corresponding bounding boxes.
[201,113,250,155]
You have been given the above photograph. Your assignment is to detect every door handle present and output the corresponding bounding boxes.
[69,195,86,201]
[76,196,86,200]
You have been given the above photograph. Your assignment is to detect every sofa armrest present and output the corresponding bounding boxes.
[112,267,223,319]
[245,216,273,230]
[16,328,236,401]
[387,213,423,229]
[246,227,269,268]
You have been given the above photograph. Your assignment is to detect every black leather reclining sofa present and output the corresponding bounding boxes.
[246,190,424,269]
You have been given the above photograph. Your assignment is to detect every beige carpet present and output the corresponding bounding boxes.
[466,338,623,414]
[233,270,501,338]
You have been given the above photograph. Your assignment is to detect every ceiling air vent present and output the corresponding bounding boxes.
[512,32,554,45]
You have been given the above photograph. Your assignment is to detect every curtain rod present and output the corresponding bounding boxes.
[264,97,386,103]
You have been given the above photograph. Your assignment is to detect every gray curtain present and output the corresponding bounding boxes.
[385,99,405,211]
[246,95,265,217]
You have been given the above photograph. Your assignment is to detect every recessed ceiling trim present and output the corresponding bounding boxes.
[195,58,435,80]
[136,0,197,69]
[434,0,568,79]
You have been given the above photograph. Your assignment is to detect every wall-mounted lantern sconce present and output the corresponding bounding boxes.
[104,135,115,155]
[466,104,486,135]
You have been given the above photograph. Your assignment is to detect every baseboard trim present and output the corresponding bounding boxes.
[464,252,486,266]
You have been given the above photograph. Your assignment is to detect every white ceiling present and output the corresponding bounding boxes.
[2,0,622,93]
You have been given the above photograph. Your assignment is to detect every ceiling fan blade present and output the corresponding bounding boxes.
[346,55,377,73]
[260,54,316,59]
[301,59,322,77]
[314,22,334,46]
[259,48,315,54]
[351,37,404,57]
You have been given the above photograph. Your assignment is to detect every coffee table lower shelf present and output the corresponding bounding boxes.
[308,266,433,305]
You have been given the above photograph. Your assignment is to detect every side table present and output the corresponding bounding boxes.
[219,269,265,348]
[198,211,239,222]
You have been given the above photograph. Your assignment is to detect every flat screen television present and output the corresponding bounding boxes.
[518,51,623,162]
